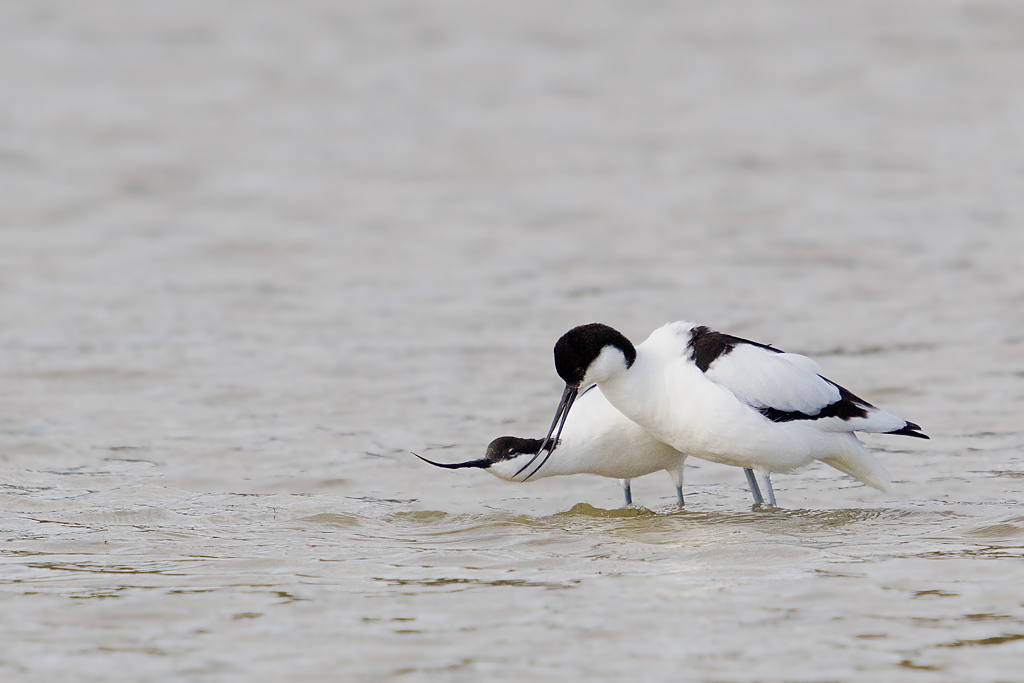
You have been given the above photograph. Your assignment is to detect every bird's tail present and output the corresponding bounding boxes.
[819,434,892,493]
[856,407,930,440]
[885,420,929,439]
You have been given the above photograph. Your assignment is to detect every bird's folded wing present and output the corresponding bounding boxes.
[703,344,865,419]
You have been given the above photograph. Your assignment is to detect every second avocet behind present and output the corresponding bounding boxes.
[417,386,699,507]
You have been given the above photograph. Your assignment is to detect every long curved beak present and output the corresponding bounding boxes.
[412,452,491,470]
[514,384,578,481]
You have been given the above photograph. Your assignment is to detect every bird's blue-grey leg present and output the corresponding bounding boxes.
[758,470,777,506]
[744,468,764,505]
[620,479,632,506]
[670,466,685,506]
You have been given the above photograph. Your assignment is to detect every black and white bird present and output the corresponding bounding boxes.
[416,385,691,506]
[522,322,928,505]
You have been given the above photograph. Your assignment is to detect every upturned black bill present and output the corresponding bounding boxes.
[412,452,491,469]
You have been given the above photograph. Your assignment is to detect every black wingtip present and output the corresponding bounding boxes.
[886,423,930,439]
[412,452,492,469]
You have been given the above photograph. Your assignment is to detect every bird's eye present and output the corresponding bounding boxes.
[508,448,515,454]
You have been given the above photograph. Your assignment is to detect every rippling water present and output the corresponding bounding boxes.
[2,0,1024,680]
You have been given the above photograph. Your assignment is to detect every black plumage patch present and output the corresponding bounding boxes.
[687,325,780,373]
[758,382,871,423]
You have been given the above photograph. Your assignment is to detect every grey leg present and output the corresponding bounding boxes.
[620,479,632,506]
[669,466,685,506]
[744,468,764,505]
[758,471,777,506]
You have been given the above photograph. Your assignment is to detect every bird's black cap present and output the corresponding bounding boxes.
[486,436,547,462]
[553,323,636,386]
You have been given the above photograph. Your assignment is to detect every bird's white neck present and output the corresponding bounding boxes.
[580,345,631,387]
[595,347,660,429]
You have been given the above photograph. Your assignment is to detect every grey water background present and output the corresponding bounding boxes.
[2,1,1023,680]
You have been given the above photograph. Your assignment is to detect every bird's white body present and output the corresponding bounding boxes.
[488,386,687,487]
[588,322,898,492]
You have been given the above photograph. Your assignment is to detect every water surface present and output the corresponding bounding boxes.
[1,1,1023,680]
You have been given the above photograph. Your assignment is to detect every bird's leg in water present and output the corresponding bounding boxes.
[758,470,777,506]
[670,467,684,506]
[620,479,632,506]
[744,468,764,505]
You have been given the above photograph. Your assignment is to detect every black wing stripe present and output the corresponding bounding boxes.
[758,382,871,423]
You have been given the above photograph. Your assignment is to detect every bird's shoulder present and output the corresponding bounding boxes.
[645,321,783,369]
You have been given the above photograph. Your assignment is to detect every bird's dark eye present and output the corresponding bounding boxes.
[508,448,515,454]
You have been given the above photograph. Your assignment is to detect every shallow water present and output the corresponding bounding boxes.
[2,0,1024,680]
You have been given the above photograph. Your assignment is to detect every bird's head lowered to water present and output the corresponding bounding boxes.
[413,436,550,482]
